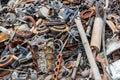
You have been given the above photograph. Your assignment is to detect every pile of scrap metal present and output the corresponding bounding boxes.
[0,0,120,80]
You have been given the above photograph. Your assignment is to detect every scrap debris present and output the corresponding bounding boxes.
[0,0,120,80]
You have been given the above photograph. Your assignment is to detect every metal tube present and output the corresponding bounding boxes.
[91,17,104,52]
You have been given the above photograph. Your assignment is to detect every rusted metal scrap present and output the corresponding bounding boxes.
[75,14,102,80]
[0,0,119,80]
[0,54,15,68]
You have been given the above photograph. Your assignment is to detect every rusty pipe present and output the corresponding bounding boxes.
[91,17,104,52]
[91,1,104,52]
